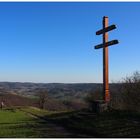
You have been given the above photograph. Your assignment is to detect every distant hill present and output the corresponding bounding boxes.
[0,82,121,101]
[0,82,103,100]
[0,93,87,111]
[0,93,38,107]
[0,82,122,111]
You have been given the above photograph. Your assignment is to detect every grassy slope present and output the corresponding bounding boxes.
[22,107,140,137]
[1,107,140,137]
[0,107,73,138]
[0,109,36,137]
[47,110,140,137]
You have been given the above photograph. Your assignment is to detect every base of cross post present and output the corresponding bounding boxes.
[91,100,109,113]
[104,89,110,103]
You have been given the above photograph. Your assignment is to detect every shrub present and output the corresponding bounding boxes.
[85,88,103,110]
[110,71,140,111]
[121,71,140,111]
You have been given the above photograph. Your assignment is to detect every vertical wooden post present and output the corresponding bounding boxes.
[103,16,110,102]
[95,16,118,104]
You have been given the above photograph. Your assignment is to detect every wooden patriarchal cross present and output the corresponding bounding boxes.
[95,16,119,103]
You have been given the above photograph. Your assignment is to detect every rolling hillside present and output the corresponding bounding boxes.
[0,93,87,111]
[0,82,103,100]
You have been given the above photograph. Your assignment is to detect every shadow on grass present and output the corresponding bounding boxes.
[17,107,140,138]
[0,118,72,138]
[41,109,140,138]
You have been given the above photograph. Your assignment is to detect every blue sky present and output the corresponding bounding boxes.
[0,2,139,83]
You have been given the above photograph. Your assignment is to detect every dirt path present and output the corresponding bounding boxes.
[20,109,83,138]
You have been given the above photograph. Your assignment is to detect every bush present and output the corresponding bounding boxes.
[121,71,140,111]
[85,88,103,110]
[110,71,140,111]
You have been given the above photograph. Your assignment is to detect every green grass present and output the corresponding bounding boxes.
[43,109,140,137]
[0,109,37,137]
[21,106,58,116]
[23,107,135,137]
[1,107,140,138]
[21,107,140,137]
[0,107,72,138]
[20,106,69,117]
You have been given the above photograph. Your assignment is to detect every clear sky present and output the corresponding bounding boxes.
[0,2,139,83]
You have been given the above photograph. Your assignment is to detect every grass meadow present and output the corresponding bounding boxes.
[0,107,72,138]
[1,107,140,137]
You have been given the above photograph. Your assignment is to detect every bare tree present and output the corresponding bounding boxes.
[38,89,48,109]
